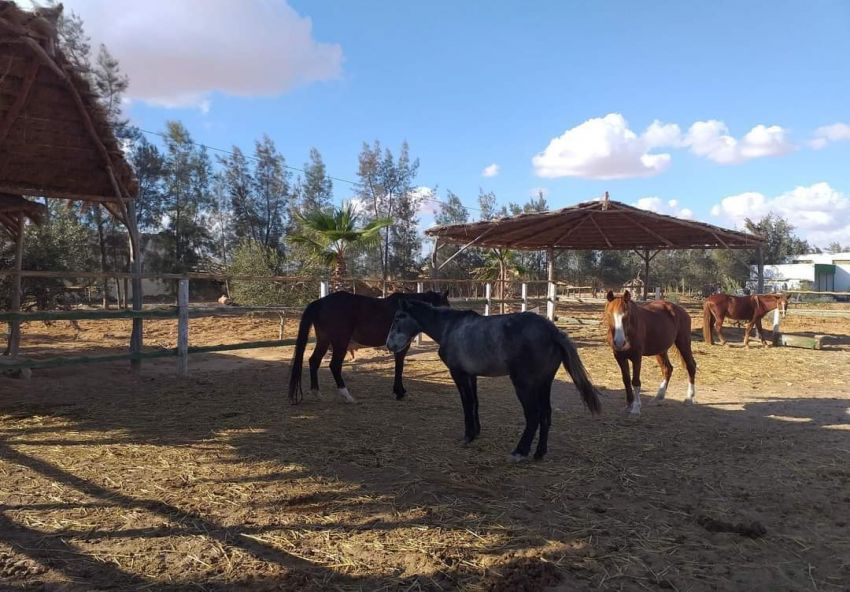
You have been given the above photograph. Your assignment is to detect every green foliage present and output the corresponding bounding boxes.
[226,241,288,306]
[745,214,812,264]
[1,203,93,309]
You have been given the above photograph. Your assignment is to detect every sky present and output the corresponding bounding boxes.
[31,0,850,247]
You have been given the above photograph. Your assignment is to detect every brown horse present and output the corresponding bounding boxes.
[604,291,697,415]
[702,293,788,347]
[288,290,450,404]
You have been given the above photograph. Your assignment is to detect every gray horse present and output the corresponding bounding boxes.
[386,300,602,461]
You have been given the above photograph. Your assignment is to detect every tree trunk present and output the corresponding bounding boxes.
[96,210,109,309]
[331,256,348,293]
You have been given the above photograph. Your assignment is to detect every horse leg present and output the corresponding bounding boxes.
[675,337,697,405]
[653,352,673,404]
[392,344,410,400]
[629,354,642,415]
[509,374,540,461]
[450,369,477,443]
[743,320,754,348]
[533,380,553,460]
[616,355,633,412]
[308,336,330,399]
[471,375,481,436]
[755,317,768,346]
[715,314,728,346]
[328,344,355,403]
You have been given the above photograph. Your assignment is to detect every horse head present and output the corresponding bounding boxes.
[777,293,789,317]
[423,289,451,308]
[386,299,423,353]
[605,290,634,352]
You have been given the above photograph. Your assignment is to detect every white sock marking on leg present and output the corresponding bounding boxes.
[656,379,668,401]
[686,382,695,404]
[337,387,355,403]
[630,386,641,415]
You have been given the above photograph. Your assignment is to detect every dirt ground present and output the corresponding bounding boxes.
[2,300,850,591]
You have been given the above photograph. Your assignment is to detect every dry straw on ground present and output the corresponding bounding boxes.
[1,300,849,590]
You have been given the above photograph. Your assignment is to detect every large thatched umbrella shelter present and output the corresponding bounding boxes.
[0,194,45,355]
[0,2,143,361]
[426,193,765,317]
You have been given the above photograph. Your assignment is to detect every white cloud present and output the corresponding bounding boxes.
[711,182,850,246]
[50,0,342,110]
[410,186,439,216]
[685,121,792,164]
[532,114,676,179]
[482,163,500,177]
[634,197,694,220]
[810,123,850,149]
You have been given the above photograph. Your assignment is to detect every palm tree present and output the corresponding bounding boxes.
[289,203,390,291]
[474,248,526,313]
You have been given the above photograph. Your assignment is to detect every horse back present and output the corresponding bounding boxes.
[311,292,397,346]
[635,300,690,354]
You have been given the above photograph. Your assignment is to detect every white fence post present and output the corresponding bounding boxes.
[521,283,528,312]
[655,287,661,300]
[177,278,189,377]
[320,281,328,298]
[772,307,782,346]
[485,283,492,316]
[547,281,556,321]
[416,281,424,345]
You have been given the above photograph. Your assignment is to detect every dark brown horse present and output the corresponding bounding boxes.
[703,293,788,347]
[604,291,697,415]
[288,290,450,404]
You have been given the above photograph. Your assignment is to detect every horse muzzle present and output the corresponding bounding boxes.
[386,335,408,353]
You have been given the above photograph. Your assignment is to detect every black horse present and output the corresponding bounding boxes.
[288,290,449,404]
[386,300,601,461]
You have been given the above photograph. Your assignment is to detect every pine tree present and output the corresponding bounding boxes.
[299,148,333,213]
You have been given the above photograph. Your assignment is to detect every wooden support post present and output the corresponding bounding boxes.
[177,278,189,376]
[547,249,556,321]
[643,249,650,301]
[757,247,765,294]
[484,283,492,316]
[7,212,24,357]
[320,281,328,298]
[126,201,143,371]
[521,283,528,312]
[655,286,661,300]
[416,282,424,346]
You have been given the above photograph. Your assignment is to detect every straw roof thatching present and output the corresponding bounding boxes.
[0,193,45,239]
[426,196,764,251]
[0,1,137,222]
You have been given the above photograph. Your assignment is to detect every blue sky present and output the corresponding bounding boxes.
[48,0,850,246]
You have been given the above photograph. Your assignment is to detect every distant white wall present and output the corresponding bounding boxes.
[752,252,850,292]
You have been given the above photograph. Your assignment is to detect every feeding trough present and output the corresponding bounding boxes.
[770,308,826,350]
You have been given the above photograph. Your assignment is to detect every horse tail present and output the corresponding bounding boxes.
[288,299,320,405]
[702,301,714,345]
[555,331,602,414]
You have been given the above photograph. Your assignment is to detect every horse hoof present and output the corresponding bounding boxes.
[629,407,641,416]
[310,389,322,400]
[533,452,546,461]
[653,396,665,405]
[684,398,695,405]
[508,453,529,463]
[394,392,406,400]
[337,388,356,403]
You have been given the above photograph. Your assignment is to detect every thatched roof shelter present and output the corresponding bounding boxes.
[0,193,45,240]
[1,1,143,361]
[0,0,137,219]
[426,196,762,251]
[426,194,766,307]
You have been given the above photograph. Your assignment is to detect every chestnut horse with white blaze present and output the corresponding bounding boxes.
[604,291,697,415]
[702,293,788,347]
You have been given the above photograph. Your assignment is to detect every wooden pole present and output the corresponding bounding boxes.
[521,283,528,312]
[126,201,144,371]
[643,249,650,301]
[416,281,423,345]
[547,249,556,321]
[7,212,25,357]
[484,283,492,316]
[757,247,765,293]
[177,278,189,376]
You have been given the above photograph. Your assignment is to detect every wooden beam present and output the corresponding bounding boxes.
[589,214,613,248]
[0,60,39,145]
[622,212,675,247]
[550,212,593,247]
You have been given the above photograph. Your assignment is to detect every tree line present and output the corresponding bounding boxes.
[1,5,838,309]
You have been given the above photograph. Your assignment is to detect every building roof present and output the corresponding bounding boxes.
[425,196,764,251]
[0,1,137,209]
[0,192,45,240]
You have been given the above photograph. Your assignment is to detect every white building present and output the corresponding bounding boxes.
[753,252,850,292]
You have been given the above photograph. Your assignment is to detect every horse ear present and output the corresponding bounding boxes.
[442,289,449,299]
[606,290,615,302]
[623,290,631,302]
[399,299,411,312]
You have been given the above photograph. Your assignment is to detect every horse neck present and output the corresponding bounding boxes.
[409,305,452,343]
